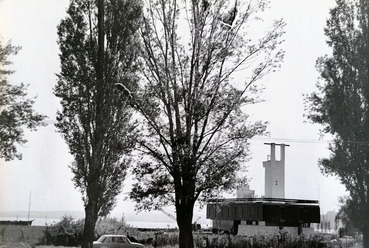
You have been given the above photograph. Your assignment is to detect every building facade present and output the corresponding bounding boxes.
[206,143,320,236]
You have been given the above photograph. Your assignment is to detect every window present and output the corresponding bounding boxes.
[97,236,107,243]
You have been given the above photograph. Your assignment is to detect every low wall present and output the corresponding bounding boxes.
[0,225,46,245]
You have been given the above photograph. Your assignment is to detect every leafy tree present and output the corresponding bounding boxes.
[336,196,361,237]
[55,0,142,247]
[43,215,84,246]
[95,216,129,237]
[306,0,369,246]
[121,1,285,247]
[0,40,46,161]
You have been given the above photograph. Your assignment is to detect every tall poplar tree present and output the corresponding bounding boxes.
[55,1,142,247]
[306,0,369,246]
[119,1,285,247]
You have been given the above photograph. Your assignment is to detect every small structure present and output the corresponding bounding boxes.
[0,220,34,226]
[206,143,320,236]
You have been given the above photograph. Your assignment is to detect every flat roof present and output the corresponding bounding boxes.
[208,197,319,205]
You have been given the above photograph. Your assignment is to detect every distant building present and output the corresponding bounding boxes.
[318,210,342,234]
[206,143,321,236]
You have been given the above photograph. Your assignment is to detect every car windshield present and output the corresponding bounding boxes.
[96,236,108,243]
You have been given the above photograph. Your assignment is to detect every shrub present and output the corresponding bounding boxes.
[95,216,129,238]
[42,215,136,246]
[153,232,179,247]
[42,215,84,246]
[198,232,329,248]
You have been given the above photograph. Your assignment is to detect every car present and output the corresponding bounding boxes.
[93,234,144,248]
[339,236,355,247]
[330,239,342,248]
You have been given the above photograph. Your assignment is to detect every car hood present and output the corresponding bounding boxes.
[130,242,143,247]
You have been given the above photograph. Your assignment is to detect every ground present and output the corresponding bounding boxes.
[0,244,176,248]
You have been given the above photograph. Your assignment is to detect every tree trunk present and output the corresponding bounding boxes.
[176,201,194,248]
[364,232,369,248]
[81,2,104,247]
[363,215,369,248]
[81,200,98,248]
[179,225,194,248]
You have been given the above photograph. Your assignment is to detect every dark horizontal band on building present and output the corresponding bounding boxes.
[207,197,319,205]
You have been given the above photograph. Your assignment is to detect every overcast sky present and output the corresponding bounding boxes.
[0,0,347,225]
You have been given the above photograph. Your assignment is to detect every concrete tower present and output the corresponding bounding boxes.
[263,143,289,198]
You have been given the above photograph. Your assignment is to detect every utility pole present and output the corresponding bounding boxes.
[27,191,31,223]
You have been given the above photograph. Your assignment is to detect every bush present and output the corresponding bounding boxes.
[42,214,135,246]
[42,215,84,246]
[152,232,179,247]
[197,232,328,248]
[95,215,130,238]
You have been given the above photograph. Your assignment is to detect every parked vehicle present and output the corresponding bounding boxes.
[339,236,355,248]
[93,235,144,248]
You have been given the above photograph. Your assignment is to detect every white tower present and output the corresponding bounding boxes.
[263,143,289,198]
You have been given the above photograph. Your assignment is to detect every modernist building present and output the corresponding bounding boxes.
[206,143,320,236]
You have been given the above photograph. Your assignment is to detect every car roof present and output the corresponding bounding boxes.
[102,235,127,238]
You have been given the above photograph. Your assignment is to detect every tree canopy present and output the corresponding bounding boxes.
[0,40,46,161]
[122,1,285,247]
[306,0,369,246]
[335,196,362,237]
[55,0,142,247]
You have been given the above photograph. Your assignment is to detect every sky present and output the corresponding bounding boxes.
[0,0,348,227]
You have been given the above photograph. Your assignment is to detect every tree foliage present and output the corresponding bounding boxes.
[43,215,84,247]
[305,0,369,246]
[124,0,285,247]
[0,40,46,161]
[336,196,361,237]
[55,0,142,247]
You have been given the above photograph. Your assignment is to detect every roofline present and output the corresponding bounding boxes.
[207,197,319,205]
[101,235,127,237]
